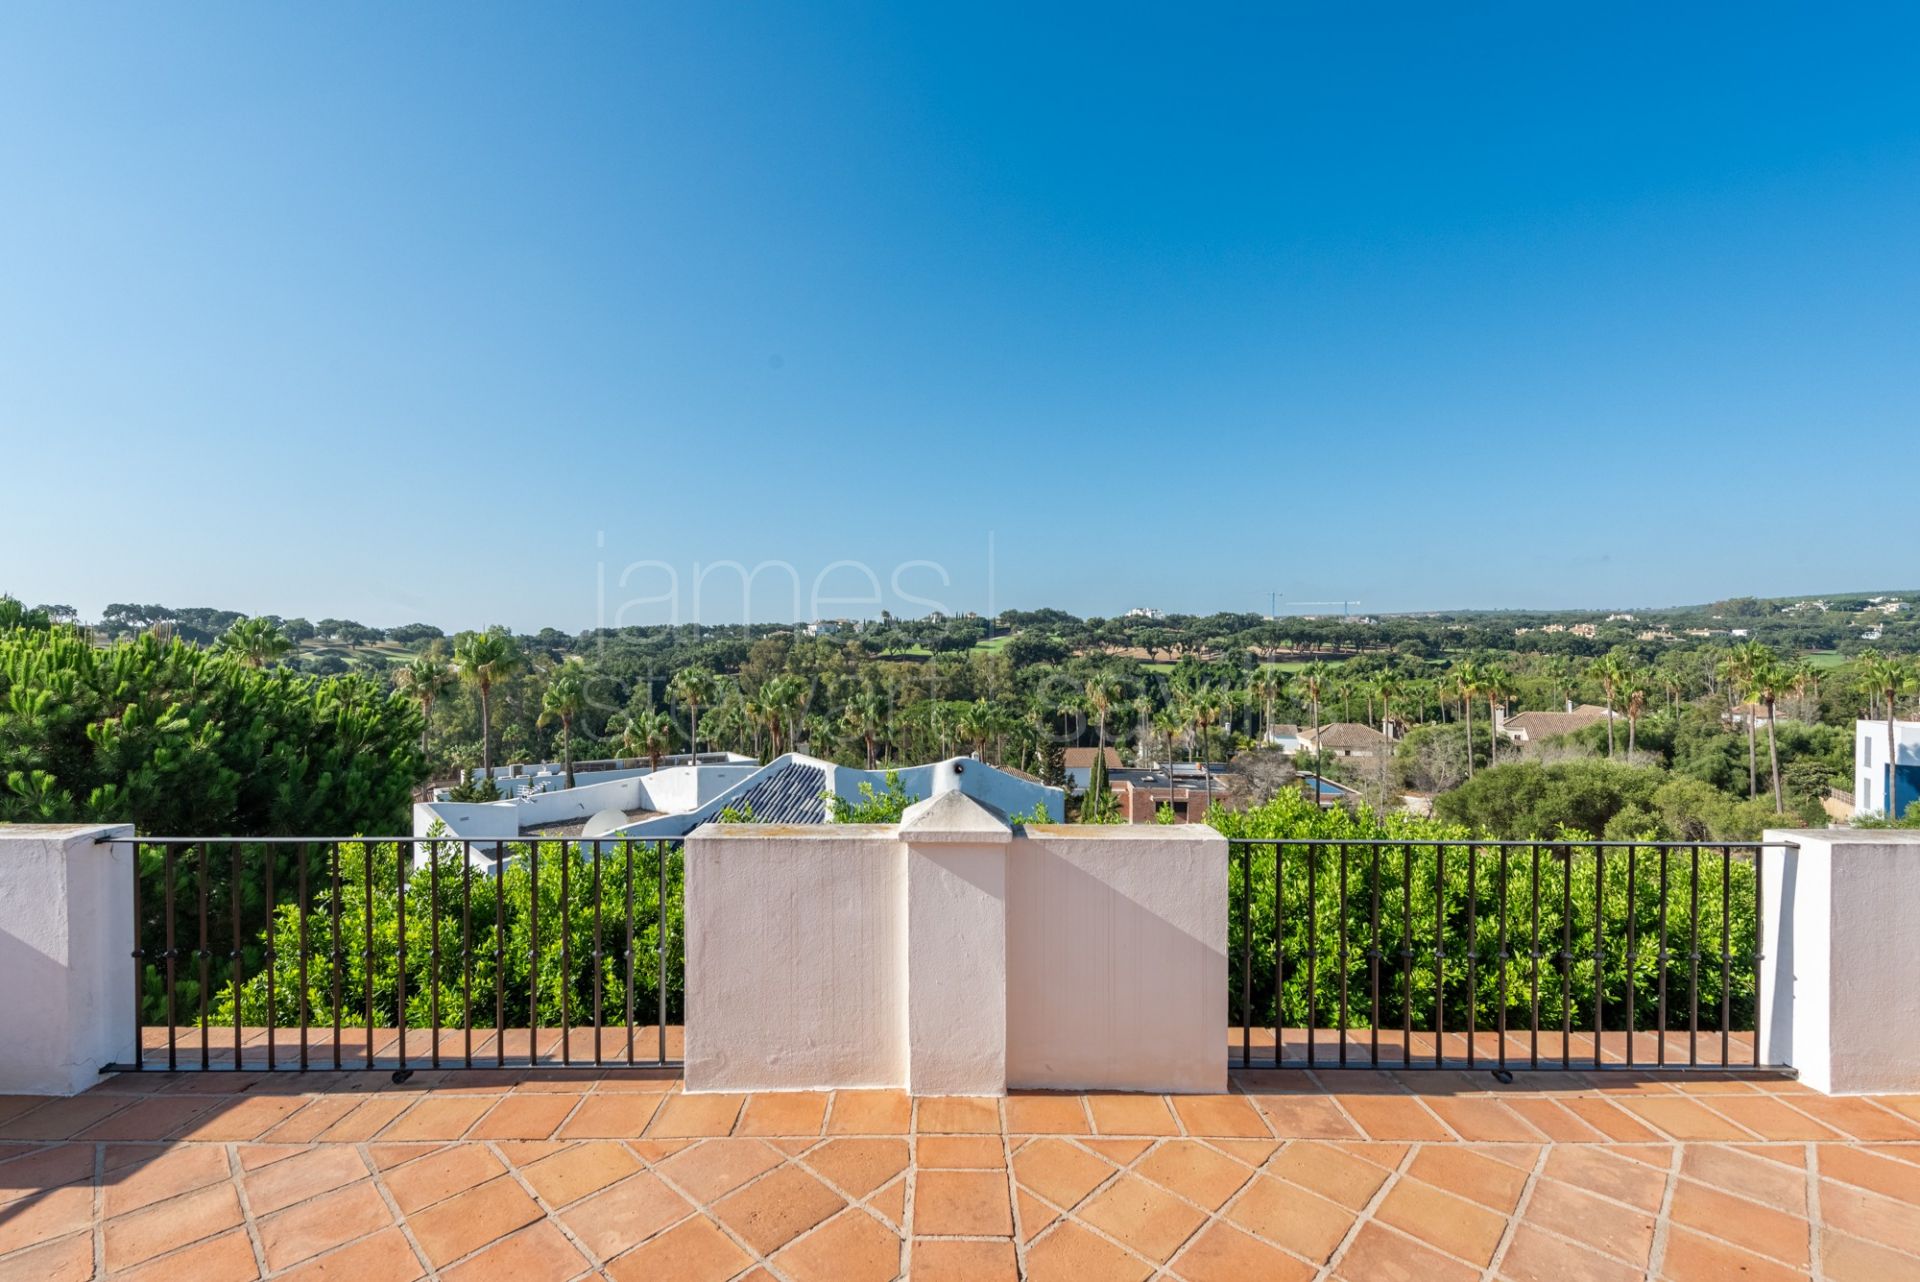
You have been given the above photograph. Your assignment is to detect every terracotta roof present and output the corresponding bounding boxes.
[1501,707,1616,740]
[1306,723,1391,750]
[1063,747,1124,769]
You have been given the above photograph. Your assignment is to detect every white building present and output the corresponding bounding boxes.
[1855,720,1920,820]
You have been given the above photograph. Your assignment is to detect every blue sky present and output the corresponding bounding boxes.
[4,5,1917,630]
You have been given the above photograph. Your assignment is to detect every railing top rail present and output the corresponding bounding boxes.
[100,834,684,845]
[1224,836,1785,849]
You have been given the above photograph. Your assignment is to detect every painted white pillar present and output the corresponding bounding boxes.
[1762,829,1920,1093]
[0,824,137,1095]
[900,792,1011,1096]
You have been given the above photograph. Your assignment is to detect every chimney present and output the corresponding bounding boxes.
[1566,698,1575,713]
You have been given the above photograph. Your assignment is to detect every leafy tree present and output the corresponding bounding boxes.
[216,617,292,668]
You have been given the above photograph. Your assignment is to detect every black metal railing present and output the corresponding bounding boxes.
[1227,838,1780,1072]
[113,836,684,1074]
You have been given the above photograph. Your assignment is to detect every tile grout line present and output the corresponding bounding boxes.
[89,1142,104,1281]
[1807,1141,1827,1282]
[1641,1141,1684,1280]
[225,1142,272,1278]
[1314,1136,1419,1282]
[1480,1141,1551,1281]
[484,1136,606,1276]
[357,1138,444,1281]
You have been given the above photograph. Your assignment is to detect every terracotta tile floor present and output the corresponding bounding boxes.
[3,1066,1917,1280]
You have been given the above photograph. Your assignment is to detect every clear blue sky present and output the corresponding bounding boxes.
[4,5,1917,630]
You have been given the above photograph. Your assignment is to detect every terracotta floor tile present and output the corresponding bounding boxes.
[1086,1137,1154,1164]
[916,1096,1001,1134]
[273,1227,424,1282]
[0,1231,91,1282]
[1005,1095,1091,1134]
[1498,1223,1644,1282]
[1680,1145,1807,1213]
[558,1170,693,1259]
[75,1096,219,1141]
[175,1094,311,1141]
[1174,1220,1316,1282]
[1088,1094,1179,1136]
[0,1095,130,1140]
[1820,1178,1920,1256]
[827,1091,911,1135]
[1424,1096,1546,1142]
[1822,1231,1920,1282]
[382,1143,505,1213]
[1701,1094,1841,1141]
[1079,1173,1209,1263]
[605,1215,750,1282]
[0,1184,93,1257]
[647,1093,744,1139]
[911,1237,1018,1282]
[519,1139,643,1207]
[1376,1176,1508,1266]
[804,1137,910,1199]
[1504,1097,1612,1143]
[112,1228,261,1282]
[1015,1187,1058,1241]
[242,1145,371,1215]
[1541,1145,1668,1212]
[258,1096,361,1143]
[0,1145,94,1205]
[102,1144,233,1217]
[1012,1137,1116,1209]
[1169,1094,1271,1138]
[1268,1140,1394,1210]
[258,1180,393,1271]
[910,1168,1013,1237]
[316,1096,416,1142]
[1250,1093,1362,1139]
[775,1207,900,1282]
[467,1093,576,1140]
[406,1175,544,1267]
[1668,1178,1810,1268]
[442,1220,589,1282]
[653,1138,781,1203]
[1821,1143,1920,1205]
[1559,1097,1663,1143]
[1333,1221,1480,1282]
[1135,1139,1257,1211]
[104,1181,246,1272]
[1522,1178,1657,1267]
[1659,1226,1808,1282]
[712,1163,846,1252]
[560,1093,667,1138]
[1224,1172,1355,1262]
[1615,1097,1753,1142]
[736,1092,829,1137]
[1792,1097,1920,1142]
[871,1175,907,1226]
[1024,1221,1151,1282]
[1334,1093,1455,1141]
[1406,1145,1531,1212]
[918,1135,1005,1169]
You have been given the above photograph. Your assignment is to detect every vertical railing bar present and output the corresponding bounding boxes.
[560,841,571,1067]
[330,842,342,1071]
[1689,845,1701,1067]
[593,840,604,1068]
[625,841,637,1067]
[430,840,441,1069]
[1592,843,1604,1071]
[363,843,375,1070]
[1400,840,1412,1067]
[198,842,210,1071]
[396,842,409,1071]
[1657,846,1670,1068]
[1496,847,1509,1072]
[657,842,668,1066]
[1239,845,1252,1069]
[1528,843,1541,1072]
[494,843,506,1068]
[163,845,178,1072]
[1272,843,1284,1068]
[231,843,244,1071]
[530,839,541,1069]
[298,841,310,1072]
[264,844,275,1072]
[1465,843,1478,1070]
[1306,844,1317,1068]
[1625,844,1637,1068]
[1753,845,1765,1068]
[1434,843,1446,1068]
[129,841,145,1072]
[1368,843,1381,1068]
[1559,842,1572,1071]
[1720,845,1733,1068]
[462,840,473,1069]
[1338,845,1349,1069]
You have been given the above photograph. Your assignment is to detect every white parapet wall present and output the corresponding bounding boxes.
[1762,828,1920,1094]
[684,795,1226,1095]
[0,824,137,1094]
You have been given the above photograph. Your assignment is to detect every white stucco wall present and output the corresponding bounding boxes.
[901,793,1012,1096]
[0,825,137,1094]
[683,826,907,1091]
[1763,828,1920,1093]
[1007,825,1227,1092]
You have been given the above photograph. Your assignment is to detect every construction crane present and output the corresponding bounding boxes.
[1268,595,1363,618]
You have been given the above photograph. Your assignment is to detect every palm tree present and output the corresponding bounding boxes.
[217,617,291,668]
[1748,659,1791,813]
[1593,653,1629,758]
[1788,658,1820,722]
[394,653,455,761]
[1481,665,1512,767]
[1657,665,1688,721]
[1622,667,1649,760]
[453,627,523,774]
[957,699,996,761]
[1451,659,1484,780]
[1249,669,1287,744]
[538,668,588,788]
[1152,708,1183,765]
[668,666,719,760]
[1084,675,1125,756]
[842,688,887,768]
[1299,661,1330,748]
[1375,671,1403,738]
[1856,651,1913,817]
[1725,641,1772,799]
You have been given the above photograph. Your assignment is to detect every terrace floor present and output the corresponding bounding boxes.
[4,1068,1918,1282]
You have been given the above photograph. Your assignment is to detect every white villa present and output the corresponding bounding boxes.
[1855,719,1920,820]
